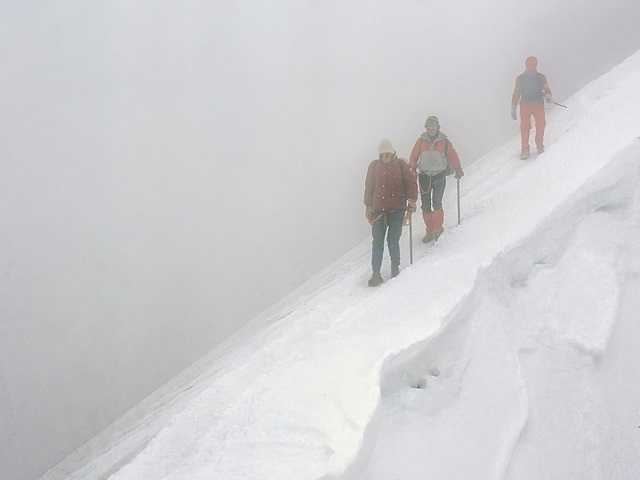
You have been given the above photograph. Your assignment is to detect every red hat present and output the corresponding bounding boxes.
[525,56,538,69]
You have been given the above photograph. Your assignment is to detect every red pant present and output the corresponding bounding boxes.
[519,102,546,150]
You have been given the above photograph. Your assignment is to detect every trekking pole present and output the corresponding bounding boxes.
[456,178,461,225]
[403,208,414,265]
[409,210,413,265]
[553,101,568,108]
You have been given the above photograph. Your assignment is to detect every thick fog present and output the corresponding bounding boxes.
[1,1,639,479]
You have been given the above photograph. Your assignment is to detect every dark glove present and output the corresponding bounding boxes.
[454,166,464,179]
[545,93,553,104]
[510,104,517,120]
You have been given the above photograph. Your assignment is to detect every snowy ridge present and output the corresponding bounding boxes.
[363,141,639,479]
[41,51,640,480]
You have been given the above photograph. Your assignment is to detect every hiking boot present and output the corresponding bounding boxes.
[391,264,400,278]
[536,143,545,154]
[432,210,444,241]
[368,271,383,287]
[422,212,434,243]
[520,149,530,160]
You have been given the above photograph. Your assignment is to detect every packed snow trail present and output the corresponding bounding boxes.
[40,51,640,480]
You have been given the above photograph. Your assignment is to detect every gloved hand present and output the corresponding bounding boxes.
[365,205,372,222]
[510,104,517,120]
[454,166,464,179]
[407,199,417,213]
[545,93,553,104]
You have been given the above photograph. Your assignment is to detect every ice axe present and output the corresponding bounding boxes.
[457,178,461,226]
[553,101,568,108]
[403,207,414,265]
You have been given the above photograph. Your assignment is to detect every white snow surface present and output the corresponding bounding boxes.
[43,51,640,480]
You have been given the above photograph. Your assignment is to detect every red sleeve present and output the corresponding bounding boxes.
[363,161,376,206]
[540,73,552,95]
[511,76,521,105]
[400,159,418,202]
[447,141,461,169]
[409,138,422,171]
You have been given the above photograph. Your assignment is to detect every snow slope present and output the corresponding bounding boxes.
[41,50,640,480]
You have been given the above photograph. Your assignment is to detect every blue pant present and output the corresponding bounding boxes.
[419,172,446,212]
[371,210,404,272]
